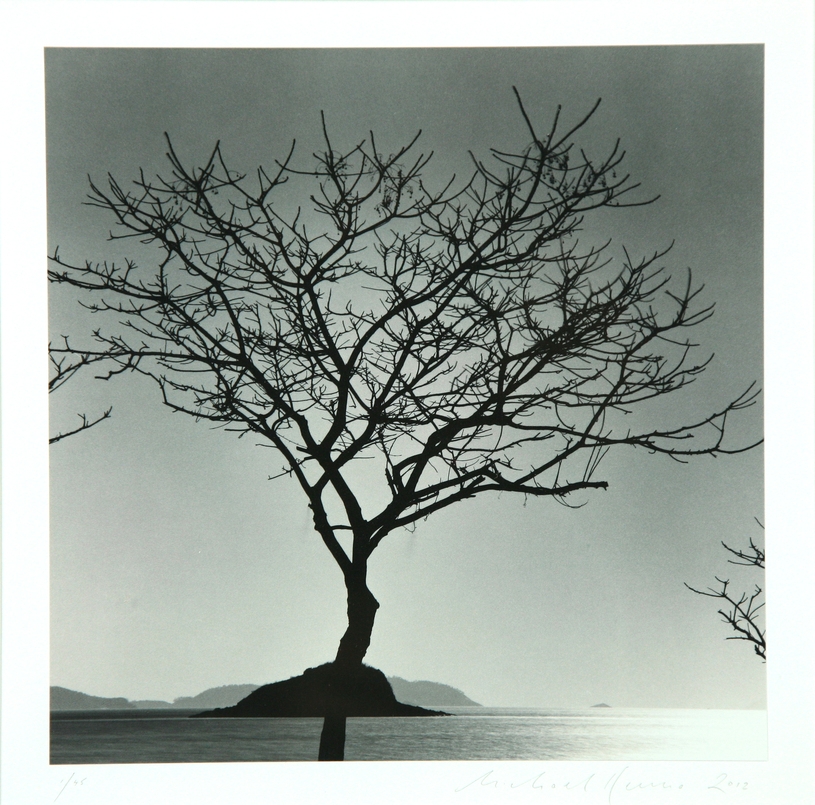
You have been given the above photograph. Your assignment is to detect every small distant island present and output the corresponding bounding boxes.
[50,674,481,713]
[591,703,612,708]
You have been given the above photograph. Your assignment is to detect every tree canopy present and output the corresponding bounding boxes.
[50,90,760,568]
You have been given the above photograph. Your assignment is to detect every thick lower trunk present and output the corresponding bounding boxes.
[318,715,347,761]
[318,572,379,761]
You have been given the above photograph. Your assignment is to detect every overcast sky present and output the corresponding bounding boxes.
[46,46,765,709]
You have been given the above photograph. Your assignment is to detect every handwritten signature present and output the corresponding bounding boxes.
[456,767,749,802]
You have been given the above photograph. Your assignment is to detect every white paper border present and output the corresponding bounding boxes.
[2,2,812,803]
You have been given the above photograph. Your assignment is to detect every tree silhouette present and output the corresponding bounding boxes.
[686,521,766,660]
[49,349,112,444]
[49,89,761,758]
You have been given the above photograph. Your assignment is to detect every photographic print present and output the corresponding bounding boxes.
[46,46,766,764]
[1,3,812,804]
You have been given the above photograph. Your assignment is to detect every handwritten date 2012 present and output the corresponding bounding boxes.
[709,773,749,793]
[456,767,752,801]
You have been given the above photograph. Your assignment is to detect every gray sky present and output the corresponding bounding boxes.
[47,46,765,708]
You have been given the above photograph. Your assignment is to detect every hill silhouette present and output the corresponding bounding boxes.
[389,676,480,706]
[50,675,479,712]
[51,686,135,711]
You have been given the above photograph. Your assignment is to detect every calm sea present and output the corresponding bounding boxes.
[50,707,766,764]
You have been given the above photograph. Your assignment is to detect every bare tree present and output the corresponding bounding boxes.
[686,521,766,660]
[49,89,761,758]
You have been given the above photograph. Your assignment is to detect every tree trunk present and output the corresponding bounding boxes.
[334,571,380,669]
[317,571,379,761]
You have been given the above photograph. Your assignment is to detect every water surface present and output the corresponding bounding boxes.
[50,707,766,764]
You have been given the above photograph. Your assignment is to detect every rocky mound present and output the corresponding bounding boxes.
[192,663,448,718]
